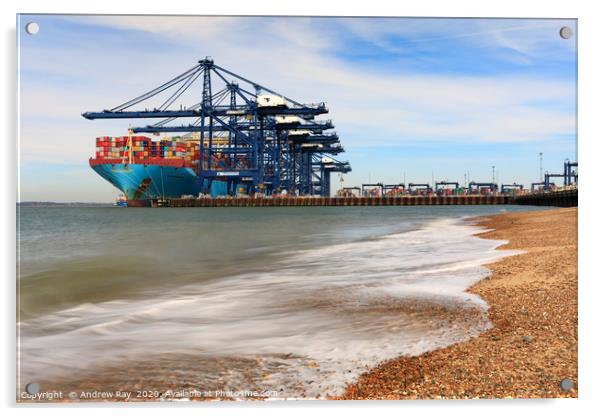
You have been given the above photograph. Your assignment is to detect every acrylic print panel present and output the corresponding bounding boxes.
[17,14,577,402]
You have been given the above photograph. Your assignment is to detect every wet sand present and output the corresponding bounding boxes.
[341,207,578,399]
[24,296,491,402]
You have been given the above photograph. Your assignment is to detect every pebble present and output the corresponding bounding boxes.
[338,209,578,401]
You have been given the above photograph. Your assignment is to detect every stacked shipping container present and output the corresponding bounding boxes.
[93,136,244,175]
[94,136,204,169]
[95,136,128,159]
[95,136,153,159]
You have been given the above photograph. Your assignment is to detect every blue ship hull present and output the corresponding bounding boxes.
[91,162,228,199]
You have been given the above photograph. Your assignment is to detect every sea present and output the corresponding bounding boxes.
[17,205,546,399]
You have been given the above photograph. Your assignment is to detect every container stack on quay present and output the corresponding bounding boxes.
[384,187,404,197]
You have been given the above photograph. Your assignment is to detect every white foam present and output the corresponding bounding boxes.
[19,217,519,398]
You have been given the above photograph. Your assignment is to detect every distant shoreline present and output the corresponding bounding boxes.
[17,202,112,207]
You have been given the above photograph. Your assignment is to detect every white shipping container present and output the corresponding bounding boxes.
[275,115,302,124]
[288,129,311,136]
[257,94,287,108]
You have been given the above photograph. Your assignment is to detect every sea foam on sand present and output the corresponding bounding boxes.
[19,217,520,398]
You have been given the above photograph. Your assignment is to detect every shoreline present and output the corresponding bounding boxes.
[19,207,577,402]
[340,207,578,399]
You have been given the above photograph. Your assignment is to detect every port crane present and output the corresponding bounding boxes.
[501,183,523,194]
[530,161,577,192]
[384,184,405,196]
[563,160,578,186]
[362,183,384,197]
[82,58,350,196]
[531,182,545,192]
[468,182,498,194]
[407,183,432,195]
[543,173,563,191]
[543,162,577,191]
[435,181,459,195]
[339,186,361,197]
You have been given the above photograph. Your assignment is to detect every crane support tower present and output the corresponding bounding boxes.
[563,160,578,186]
[83,58,351,197]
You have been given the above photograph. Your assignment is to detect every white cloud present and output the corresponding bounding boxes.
[18,15,577,198]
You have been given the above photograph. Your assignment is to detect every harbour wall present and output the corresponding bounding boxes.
[136,189,577,208]
[153,195,514,207]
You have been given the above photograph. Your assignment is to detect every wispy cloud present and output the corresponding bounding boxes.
[339,18,576,61]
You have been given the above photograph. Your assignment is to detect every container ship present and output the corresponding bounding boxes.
[90,134,229,204]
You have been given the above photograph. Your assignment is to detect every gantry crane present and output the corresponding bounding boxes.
[531,182,545,192]
[362,183,384,197]
[532,160,577,192]
[82,57,350,196]
[563,160,578,186]
[468,181,498,194]
[407,183,432,195]
[384,184,405,196]
[435,181,459,195]
[339,186,361,197]
[501,183,523,194]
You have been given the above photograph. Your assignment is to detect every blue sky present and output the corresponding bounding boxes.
[18,15,576,201]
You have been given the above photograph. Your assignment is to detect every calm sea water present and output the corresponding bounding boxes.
[17,205,545,398]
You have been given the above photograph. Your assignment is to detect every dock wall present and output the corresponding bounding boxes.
[155,195,514,207]
[142,190,577,208]
[513,189,577,207]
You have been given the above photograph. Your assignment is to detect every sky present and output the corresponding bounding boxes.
[17,15,577,202]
